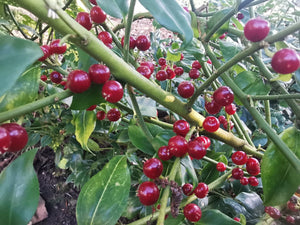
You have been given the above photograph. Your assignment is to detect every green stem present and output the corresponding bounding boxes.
[189,0,195,12]
[0,90,72,123]
[251,93,300,100]
[232,113,255,147]
[123,0,136,63]
[112,12,152,32]
[264,100,272,145]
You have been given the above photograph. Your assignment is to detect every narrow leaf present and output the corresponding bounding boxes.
[96,0,129,19]
[196,209,240,225]
[128,125,155,155]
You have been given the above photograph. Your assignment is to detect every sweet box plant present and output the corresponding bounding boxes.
[0,0,300,224]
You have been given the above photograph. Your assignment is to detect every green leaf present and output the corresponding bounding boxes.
[0,35,42,96]
[96,0,129,19]
[76,156,131,225]
[164,214,185,224]
[77,47,98,71]
[190,11,200,38]
[261,126,300,206]
[0,149,39,225]
[235,192,264,218]
[206,8,230,40]
[201,162,220,184]
[139,0,193,47]
[181,155,198,187]
[73,110,96,151]
[220,39,243,62]
[166,49,181,62]
[270,73,293,82]
[152,130,175,151]
[135,96,157,117]
[128,125,155,155]
[0,66,40,112]
[196,209,240,225]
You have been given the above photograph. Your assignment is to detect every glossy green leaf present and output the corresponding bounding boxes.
[261,126,300,206]
[139,0,193,47]
[220,40,243,62]
[128,125,155,155]
[0,149,39,225]
[235,192,264,218]
[0,35,42,96]
[76,156,131,225]
[206,8,230,40]
[135,96,157,117]
[196,209,240,225]
[0,66,40,112]
[77,47,98,72]
[164,214,185,224]
[73,110,96,151]
[152,130,175,151]
[201,162,219,184]
[181,155,198,187]
[96,0,129,19]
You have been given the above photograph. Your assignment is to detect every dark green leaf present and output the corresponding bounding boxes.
[295,70,300,87]
[41,135,52,147]
[220,40,243,62]
[181,155,198,186]
[77,47,98,71]
[235,192,264,218]
[261,126,300,206]
[152,130,175,151]
[146,123,164,137]
[201,162,220,184]
[0,149,39,225]
[0,35,42,96]
[76,156,131,225]
[164,214,185,225]
[206,8,230,40]
[128,125,155,155]
[196,209,240,225]
[96,0,129,19]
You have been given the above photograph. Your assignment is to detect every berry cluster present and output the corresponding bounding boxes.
[154,57,184,82]
[38,39,67,62]
[121,35,151,51]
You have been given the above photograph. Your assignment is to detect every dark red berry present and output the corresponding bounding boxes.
[287,201,297,212]
[166,68,175,79]
[182,183,194,196]
[225,103,236,115]
[49,39,67,55]
[216,162,226,172]
[38,45,51,61]
[60,81,67,89]
[286,216,295,224]
[240,177,249,185]
[98,31,113,45]
[136,35,150,51]
[158,57,166,66]
[156,70,168,81]
[140,62,154,74]
[203,116,220,132]
[40,75,48,81]
[244,18,270,42]
[67,70,91,93]
[194,182,209,198]
[183,203,202,222]
[265,206,281,219]
[0,126,11,153]
[143,158,163,179]
[106,108,121,121]
[88,64,110,84]
[192,61,201,69]
[218,115,226,124]
[248,176,259,186]
[180,53,184,60]
[246,157,260,176]
[195,136,211,149]
[76,12,92,30]
[158,145,172,161]
[138,181,160,206]
[1,123,28,152]
[102,80,124,103]
[213,86,234,106]
[174,67,184,76]
[86,105,97,111]
[205,100,222,115]
[223,120,234,130]
[96,110,106,120]
[232,167,244,180]
[237,13,244,20]
[137,66,152,79]
[189,68,200,79]
[168,135,188,157]
[271,48,300,74]
[90,6,106,24]
[50,71,63,84]
[121,36,136,49]
[231,151,248,165]
[173,120,190,137]
[187,140,206,160]
[178,81,194,98]
[89,0,97,5]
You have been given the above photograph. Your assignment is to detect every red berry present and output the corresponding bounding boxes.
[158,57,166,66]
[102,80,124,103]
[187,140,206,160]
[0,126,11,153]
[50,71,63,84]
[192,61,201,69]
[173,120,190,137]
[195,136,211,149]
[180,53,184,60]
[219,33,226,39]
[178,81,194,98]
[182,183,194,196]
[286,216,295,224]
[216,162,226,172]
[232,167,244,180]
[90,6,106,24]
[49,39,67,55]
[237,13,244,20]
[168,135,188,157]
[218,115,226,124]
[189,68,200,79]
[213,86,234,106]
[137,66,152,79]
[166,68,175,79]
[156,70,168,81]
[287,201,297,212]
[234,217,241,222]
[183,203,202,222]
[246,157,260,176]
[140,62,154,74]
[136,35,150,51]
[265,206,281,219]
[1,123,28,152]
[244,18,270,42]
[89,0,97,5]
[40,75,48,81]
[231,151,248,165]
[203,116,220,132]
[207,59,212,64]
[137,181,160,206]
[223,120,234,130]
[240,177,249,185]
[205,100,222,115]
[271,48,300,74]
[38,45,51,61]
[86,105,97,111]
[143,158,163,179]
[121,36,136,49]
[248,176,259,186]
[96,110,106,120]
[60,81,67,89]
[174,67,184,76]
[67,70,91,93]
[88,64,110,84]
[194,182,209,198]
[225,103,236,115]
[76,12,92,30]
[98,31,113,45]
[158,146,172,161]
[106,108,121,121]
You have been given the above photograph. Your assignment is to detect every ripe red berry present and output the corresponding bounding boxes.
[180,53,184,60]
[195,136,211,149]
[219,33,226,39]
[98,31,113,45]
[38,45,51,61]
[174,67,184,76]
[178,81,195,98]
[271,48,300,74]
[166,68,175,79]
[218,115,226,124]
[182,183,194,196]
[88,64,110,84]
[231,151,248,165]
[1,123,28,152]
[140,62,154,74]
[143,158,163,179]
[225,103,236,115]
[137,66,152,79]
[173,120,190,137]
[223,120,234,130]
[49,39,67,55]
[205,100,222,115]
[183,203,202,222]
[216,162,226,172]
[76,12,92,30]
[194,182,209,198]
[0,126,11,153]
[50,71,63,84]
[67,70,91,93]
[121,36,136,49]
[136,35,150,51]
[89,0,97,5]
[187,140,207,160]
[137,181,160,206]
[213,86,234,106]
[90,6,106,24]
[96,110,106,120]
[248,176,259,186]
[203,116,220,132]
[237,13,244,20]
[158,145,172,161]
[286,215,295,224]
[231,167,244,180]
[106,108,121,121]
[189,68,200,79]
[156,70,168,81]
[192,60,201,69]
[168,135,188,157]
[86,105,97,111]
[240,177,249,185]
[234,217,241,222]
[265,206,281,219]
[158,57,166,66]
[207,59,212,64]
[246,157,260,176]
[244,18,270,42]
[60,81,67,89]
[102,80,124,103]
[40,75,48,81]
